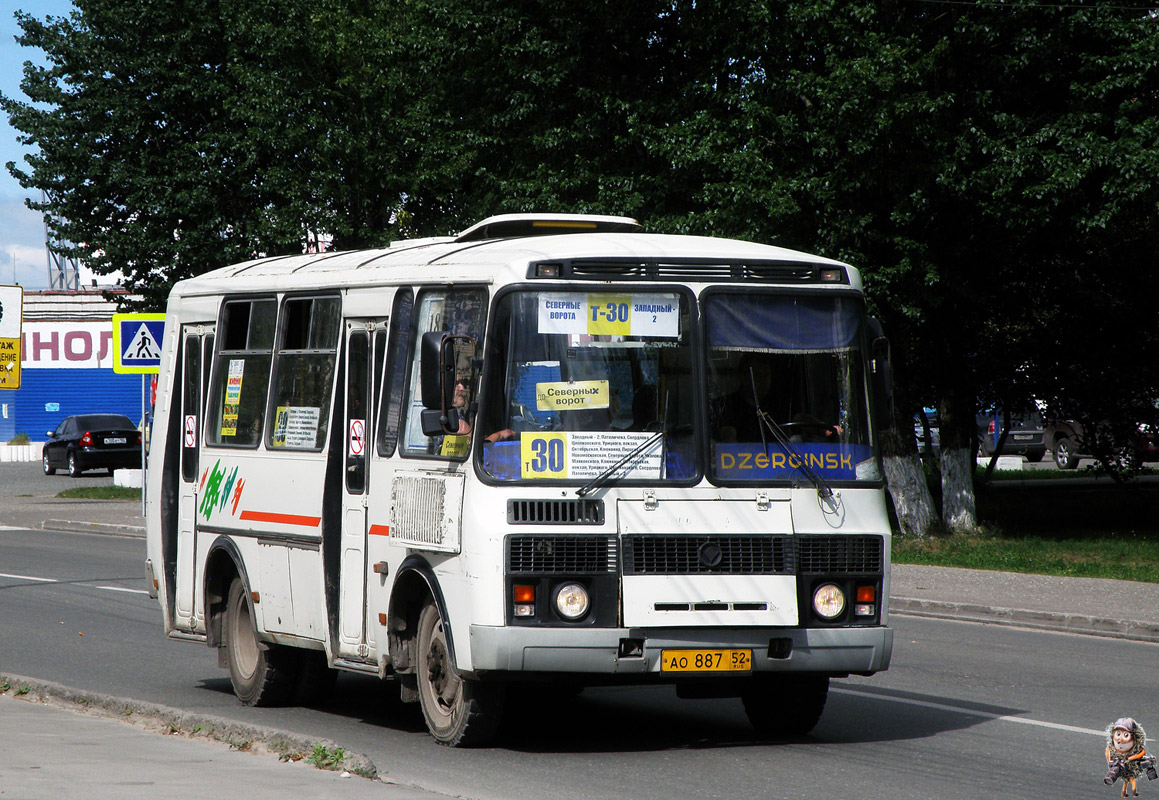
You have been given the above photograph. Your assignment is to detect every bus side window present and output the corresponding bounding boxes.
[206,299,276,447]
[376,288,413,458]
[266,295,342,451]
[400,287,487,459]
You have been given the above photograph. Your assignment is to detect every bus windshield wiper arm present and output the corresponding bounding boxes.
[575,428,665,498]
[577,389,669,498]
[746,369,838,513]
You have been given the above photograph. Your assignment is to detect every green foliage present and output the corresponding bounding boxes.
[7,433,30,445]
[3,0,1158,457]
[55,486,139,500]
[307,743,347,771]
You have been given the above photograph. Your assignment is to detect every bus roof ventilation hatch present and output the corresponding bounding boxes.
[455,213,643,242]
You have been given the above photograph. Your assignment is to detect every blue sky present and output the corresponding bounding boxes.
[1,0,79,289]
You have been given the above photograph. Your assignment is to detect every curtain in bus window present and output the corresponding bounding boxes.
[705,294,860,352]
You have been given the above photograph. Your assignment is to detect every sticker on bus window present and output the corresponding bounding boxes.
[272,406,321,448]
[221,359,244,436]
[520,431,662,480]
[535,380,609,411]
[537,293,679,338]
[440,434,469,458]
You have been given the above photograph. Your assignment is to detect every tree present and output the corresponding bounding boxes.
[7,1,1158,531]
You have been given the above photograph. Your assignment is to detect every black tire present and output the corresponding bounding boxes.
[223,578,296,706]
[67,451,83,477]
[1054,436,1079,470]
[742,674,829,737]
[415,599,504,746]
[42,452,55,476]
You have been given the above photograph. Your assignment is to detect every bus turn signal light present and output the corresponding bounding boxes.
[514,585,535,617]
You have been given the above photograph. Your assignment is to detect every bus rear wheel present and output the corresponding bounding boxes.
[742,674,829,737]
[415,599,504,746]
[224,577,295,706]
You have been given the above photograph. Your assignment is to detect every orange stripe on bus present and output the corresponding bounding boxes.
[369,524,390,537]
[238,510,321,527]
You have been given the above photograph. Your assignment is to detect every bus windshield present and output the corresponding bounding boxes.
[479,289,697,483]
[704,291,880,484]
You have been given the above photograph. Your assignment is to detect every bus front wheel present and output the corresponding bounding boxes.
[415,599,504,746]
[224,578,295,707]
[742,674,829,737]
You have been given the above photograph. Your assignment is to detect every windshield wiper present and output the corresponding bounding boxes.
[576,390,669,498]
[575,428,665,498]
[746,368,839,513]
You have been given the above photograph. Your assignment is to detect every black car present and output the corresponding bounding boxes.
[43,414,142,477]
[976,408,1046,462]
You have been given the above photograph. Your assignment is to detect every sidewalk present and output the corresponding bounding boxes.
[4,497,1159,799]
[0,691,447,800]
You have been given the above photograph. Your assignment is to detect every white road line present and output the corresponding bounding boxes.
[0,572,54,582]
[0,572,148,595]
[833,686,1103,736]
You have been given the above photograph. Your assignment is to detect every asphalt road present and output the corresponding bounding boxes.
[2,524,1156,799]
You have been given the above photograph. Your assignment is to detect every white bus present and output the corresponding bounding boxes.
[145,213,895,746]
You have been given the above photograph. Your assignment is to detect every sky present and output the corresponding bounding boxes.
[0,0,103,290]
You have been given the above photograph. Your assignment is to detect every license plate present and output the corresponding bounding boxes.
[660,649,752,673]
[104,437,126,445]
[1013,434,1033,441]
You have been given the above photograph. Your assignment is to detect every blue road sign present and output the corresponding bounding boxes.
[112,313,166,374]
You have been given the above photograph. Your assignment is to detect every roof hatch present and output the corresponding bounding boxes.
[454,213,643,242]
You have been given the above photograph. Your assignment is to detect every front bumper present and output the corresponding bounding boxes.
[468,624,892,677]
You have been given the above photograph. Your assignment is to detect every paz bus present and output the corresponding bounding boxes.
[144,213,895,746]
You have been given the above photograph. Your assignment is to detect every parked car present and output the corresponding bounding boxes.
[976,408,1046,462]
[43,414,142,477]
[1045,418,1159,470]
[914,407,940,456]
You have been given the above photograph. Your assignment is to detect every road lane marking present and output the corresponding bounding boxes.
[833,686,1103,736]
[0,572,149,595]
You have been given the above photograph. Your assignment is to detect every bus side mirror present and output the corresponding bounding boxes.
[868,318,894,431]
[419,331,469,436]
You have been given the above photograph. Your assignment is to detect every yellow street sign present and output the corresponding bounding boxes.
[0,285,23,390]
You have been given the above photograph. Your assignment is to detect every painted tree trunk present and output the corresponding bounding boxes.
[883,453,938,537]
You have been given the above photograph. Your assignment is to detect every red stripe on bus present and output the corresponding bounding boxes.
[369,524,390,537]
[239,510,321,527]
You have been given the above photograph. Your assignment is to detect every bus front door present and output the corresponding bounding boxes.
[176,325,213,630]
[337,322,385,661]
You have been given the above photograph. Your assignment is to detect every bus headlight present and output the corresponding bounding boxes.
[812,583,846,620]
[554,582,590,620]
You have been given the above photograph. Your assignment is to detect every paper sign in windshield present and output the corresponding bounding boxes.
[272,406,321,448]
[536,380,609,411]
[538,293,679,338]
[520,431,662,480]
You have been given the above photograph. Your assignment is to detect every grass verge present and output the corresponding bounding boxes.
[55,486,140,501]
[894,471,1159,583]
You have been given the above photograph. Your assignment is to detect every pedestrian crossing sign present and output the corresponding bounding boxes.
[112,313,166,374]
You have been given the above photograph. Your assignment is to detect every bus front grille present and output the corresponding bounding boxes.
[796,535,884,574]
[622,535,794,575]
[506,535,618,574]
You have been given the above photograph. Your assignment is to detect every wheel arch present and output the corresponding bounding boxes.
[387,555,454,676]
[203,536,250,650]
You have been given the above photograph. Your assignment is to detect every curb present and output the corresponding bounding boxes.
[890,597,1159,643]
[0,673,380,781]
[42,519,146,538]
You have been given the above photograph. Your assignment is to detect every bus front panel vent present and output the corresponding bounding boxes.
[507,498,605,525]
